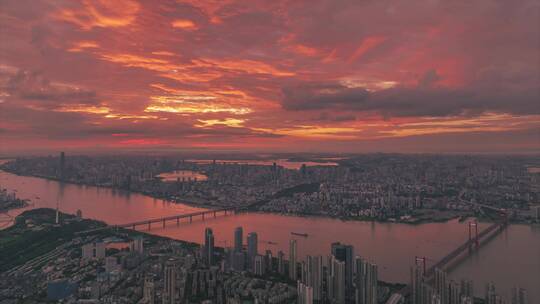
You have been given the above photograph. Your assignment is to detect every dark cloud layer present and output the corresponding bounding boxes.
[281,82,540,118]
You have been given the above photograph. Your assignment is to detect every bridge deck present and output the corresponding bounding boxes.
[397,219,507,298]
[76,207,236,234]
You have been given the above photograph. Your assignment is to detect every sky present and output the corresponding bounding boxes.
[0,0,539,154]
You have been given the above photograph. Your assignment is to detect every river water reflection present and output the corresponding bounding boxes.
[0,170,538,302]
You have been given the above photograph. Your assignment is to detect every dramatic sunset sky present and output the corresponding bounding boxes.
[0,0,539,154]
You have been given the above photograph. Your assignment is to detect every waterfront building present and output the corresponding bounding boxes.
[434,268,448,304]
[234,226,243,252]
[449,281,460,304]
[331,242,354,298]
[411,265,425,304]
[354,257,378,304]
[130,236,144,254]
[278,250,285,275]
[247,232,258,269]
[289,240,298,281]
[328,255,346,304]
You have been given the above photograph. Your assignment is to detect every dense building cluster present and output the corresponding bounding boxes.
[2,154,539,224]
[409,266,528,304]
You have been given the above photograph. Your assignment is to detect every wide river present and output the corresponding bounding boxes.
[0,170,538,302]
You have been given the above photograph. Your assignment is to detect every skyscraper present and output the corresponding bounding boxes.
[354,257,378,304]
[304,255,323,303]
[289,239,298,281]
[143,275,155,304]
[460,279,474,298]
[265,249,273,271]
[512,287,528,304]
[278,250,285,275]
[434,268,448,304]
[204,228,215,266]
[247,232,258,269]
[411,264,425,304]
[130,236,144,254]
[234,227,243,252]
[59,151,65,180]
[328,255,346,304]
[331,242,354,298]
[298,281,314,304]
[254,255,266,276]
[163,259,177,304]
[449,281,460,304]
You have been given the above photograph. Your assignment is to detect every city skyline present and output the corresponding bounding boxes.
[0,1,538,303]
[1,0,539,154]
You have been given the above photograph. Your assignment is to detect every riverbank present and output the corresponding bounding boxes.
[0,208,202,273]
[1,168,533,226]
[1,208,406,300]
[0,168,223,209]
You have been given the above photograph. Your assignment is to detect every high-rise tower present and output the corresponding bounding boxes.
[247,232,258,269]
[204,228,215,266]
[234,226,243,252]
[289,239,298,281]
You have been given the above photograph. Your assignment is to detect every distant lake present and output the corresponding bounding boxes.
[156,170,208,182]
[188,159,338,170]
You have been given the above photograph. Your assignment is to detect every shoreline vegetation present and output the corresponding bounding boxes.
[0,208,200,273]
[0,167,529,226]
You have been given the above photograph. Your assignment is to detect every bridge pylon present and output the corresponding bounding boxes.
[468,221,479,249]
[415,256,427,275]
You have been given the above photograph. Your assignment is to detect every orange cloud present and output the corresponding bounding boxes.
[55,0,140,30]
[145,94,252,115]
[172,19,198,30]
[196,118,246,128]
[67,41,100,52]
[195,58,295,76]
[55,104,110,114]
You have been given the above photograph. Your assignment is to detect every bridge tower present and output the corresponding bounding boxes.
[414,256,427,275]
[468,221,479,249]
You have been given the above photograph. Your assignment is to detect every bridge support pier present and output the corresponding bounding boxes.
[148,222,151,230]
[132,224,136,230]
[177,217,179,226]
[202,213,205,220]
[214,211,217,218]
[163,219,166,228]
[190,215,192,223]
